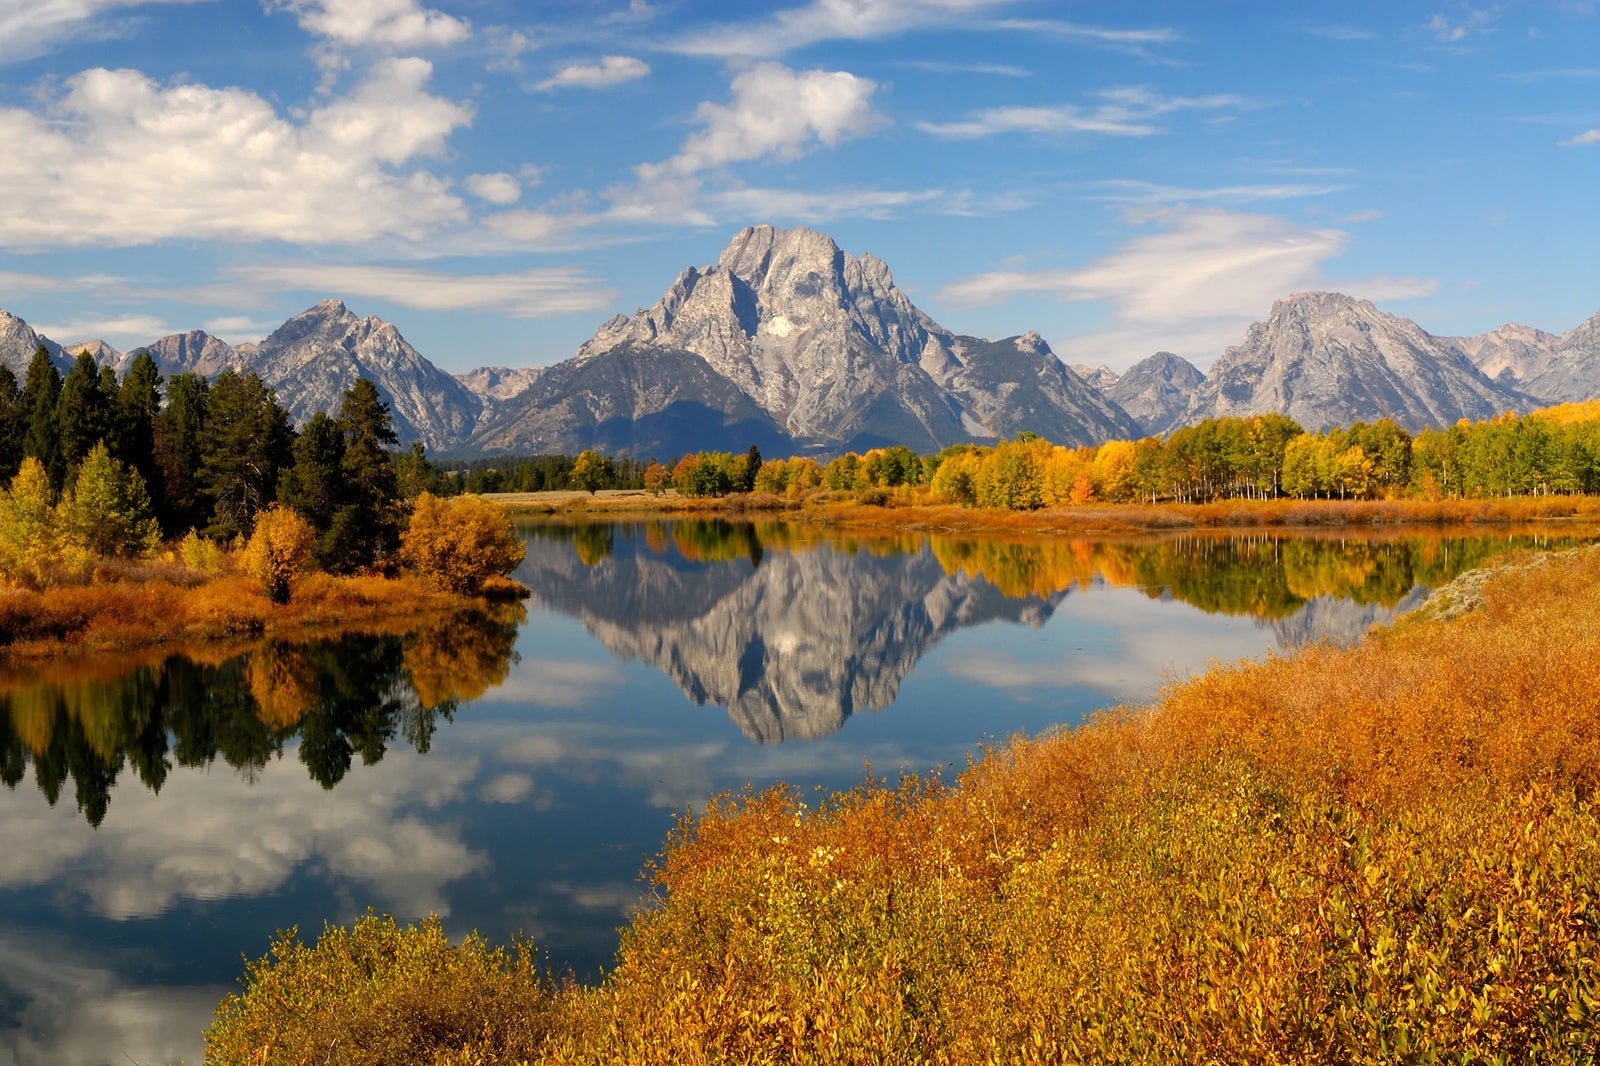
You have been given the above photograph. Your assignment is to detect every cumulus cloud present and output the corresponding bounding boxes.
[536,55,650,91]
[465,171,522,204]
[0,0,207,63]
[640,62,881,179]
[267,0,470,49]
[1560,128,1600,145]
[936,207,1436,371]
[919,87,1251,139]
[0,58,472,248]
[226,263,617,318]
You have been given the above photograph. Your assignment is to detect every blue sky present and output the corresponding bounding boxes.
[0,0,1595,374]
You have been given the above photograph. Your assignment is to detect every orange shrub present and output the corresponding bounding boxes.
[241,506,316,604]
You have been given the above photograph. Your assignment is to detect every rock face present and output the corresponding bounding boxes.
[516,526,1062,743]
[1109,351,1206,435]
[60,338,127,372]
[1451,311,1600,406]
[130,301,484,450]
[1181,292,1529,433]
[474,225,1137,455]
[0,310,67,375]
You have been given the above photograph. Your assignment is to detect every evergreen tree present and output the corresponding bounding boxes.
[394,441,451,499]
[334,378,400,567]
[117,352,163,489]
[278,412,351,569]
[21,346,63,491]
[57,351,116,475]
[153,372,209,535]
[0,365,22,485]
[199,371,295,540]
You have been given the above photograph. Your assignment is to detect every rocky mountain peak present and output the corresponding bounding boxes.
[0,308,68,374]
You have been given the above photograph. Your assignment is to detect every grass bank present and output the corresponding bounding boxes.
[494,487,1600,535]
[206,544,1600,1064]
[0,564,520,664]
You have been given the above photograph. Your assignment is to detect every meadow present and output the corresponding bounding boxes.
[203,542,1600,1064]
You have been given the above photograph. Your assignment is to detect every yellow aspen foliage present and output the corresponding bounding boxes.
[241,505,316,604]
[59,441,162,564]
[0,457,62,586]
[399,492,525,594]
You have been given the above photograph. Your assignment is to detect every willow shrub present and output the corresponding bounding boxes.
[208,548,1600,1065]
[240,505,316,604]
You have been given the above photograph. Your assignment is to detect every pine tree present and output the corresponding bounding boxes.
[199,371,295,540]
[20,346,63,491]
[334,378,400,568]
[154,372,209,535]
[57,351,115,475]
[0,365,22,485]
[117,352,163,489]
[277,411,352,570]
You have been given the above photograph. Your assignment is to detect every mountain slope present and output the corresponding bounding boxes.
[484,225,1134,454]
[1182,292,1529,433]
[0,310,68,375]
[1108,351,1206,436]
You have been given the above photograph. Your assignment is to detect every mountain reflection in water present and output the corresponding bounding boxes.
[518,520,1574,743]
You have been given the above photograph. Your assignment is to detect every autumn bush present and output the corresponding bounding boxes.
[401,492,526,594]
[240,505,316,604]
[206,544,1600,1064]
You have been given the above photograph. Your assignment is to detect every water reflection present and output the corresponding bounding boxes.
[519,521,1571,742]
[0,605,522,828]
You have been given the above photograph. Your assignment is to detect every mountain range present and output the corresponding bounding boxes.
[3,224,1599,456]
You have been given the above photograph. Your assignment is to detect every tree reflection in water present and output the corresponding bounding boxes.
[0,604,523,826]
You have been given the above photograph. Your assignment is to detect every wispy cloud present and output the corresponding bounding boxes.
[35,314,172,348]
[895,59,1031,77]
[667,0,1017,57]
[936,207,1436,371]
[225,263,618,318]
[1427,5,1499,42]
[1341,208,1386,223]
[1089,179,1347,204]
[536,55,650,91]
[1560,128,1600,145]
[919,87,1253,140]
[1300,23,1377,41]
[0,0,207,64]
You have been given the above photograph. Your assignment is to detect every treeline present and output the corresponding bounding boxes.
[658,403,1600,507]
[0,345,457,585]
[453,453,651,494]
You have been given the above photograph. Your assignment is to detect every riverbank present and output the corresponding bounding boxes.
[493,487,1600,535]
[206,542,1600,1064]
[0,567,524,664]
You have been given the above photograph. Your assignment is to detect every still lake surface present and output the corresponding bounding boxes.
[0,518,1588,1065]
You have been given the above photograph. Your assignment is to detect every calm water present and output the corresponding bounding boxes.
[0,520,1586,1065]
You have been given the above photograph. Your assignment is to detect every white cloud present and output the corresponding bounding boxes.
[484,24,532,72]
[1090,179,1347,204]
[1560,127,1600,145]
[536,54,650,91]
[0,59,472,248]
[713,185,948,222]
[1301,23,1377,41]
[989,19,1180,48]
[0,746,485,920]
[936,207,1436,371]
[466,171,522,204]
[669,0,1016,57]
[640,62,881,180]
[919,87,1252,140]
[201,314,275,340]
[268,0,470,49]
[227,263,617,318]
[0,0,208,63]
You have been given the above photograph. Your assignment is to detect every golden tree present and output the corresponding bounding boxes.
[241,505,316,604]
[400,493,525,594]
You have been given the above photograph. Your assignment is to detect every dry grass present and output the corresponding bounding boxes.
[0,569,495,665]
[207,544,1600,1064]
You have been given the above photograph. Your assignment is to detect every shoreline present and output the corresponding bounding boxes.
[492,488,1600,535]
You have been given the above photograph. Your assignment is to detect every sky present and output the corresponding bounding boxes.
[0,0,1595,375]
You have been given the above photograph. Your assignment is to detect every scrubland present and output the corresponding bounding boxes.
[205,544,1600,1064]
